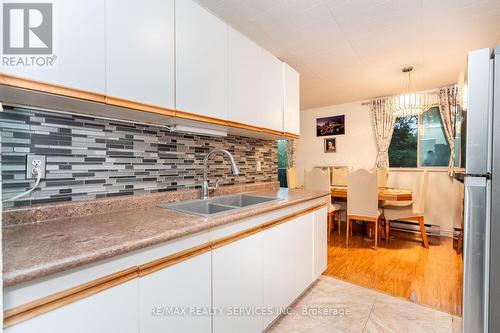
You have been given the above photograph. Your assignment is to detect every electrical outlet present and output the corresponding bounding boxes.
[26,155,46,179]
[256,160,262,172]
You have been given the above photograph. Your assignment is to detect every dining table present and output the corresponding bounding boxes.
[330,186,413,201]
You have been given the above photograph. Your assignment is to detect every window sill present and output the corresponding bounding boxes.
[389,167,451,173]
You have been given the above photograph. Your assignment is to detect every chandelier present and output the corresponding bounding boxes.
[388,67,432,117]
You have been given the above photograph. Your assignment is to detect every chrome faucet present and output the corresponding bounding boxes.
[201,148,239,200]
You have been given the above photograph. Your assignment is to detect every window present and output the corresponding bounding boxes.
[277,140,288,187]
[277,140,288,168]
[388,107,459,168]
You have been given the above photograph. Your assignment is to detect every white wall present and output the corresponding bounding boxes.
[296,101,378,178]
[388,170,463,236]
[296,101,463,236]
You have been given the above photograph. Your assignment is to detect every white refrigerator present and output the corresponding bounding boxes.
[462,46,500,333]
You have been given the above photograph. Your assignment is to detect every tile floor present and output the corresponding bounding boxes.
[268,276,462,333]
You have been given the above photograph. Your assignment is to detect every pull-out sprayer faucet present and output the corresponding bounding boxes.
[201,148,239,199]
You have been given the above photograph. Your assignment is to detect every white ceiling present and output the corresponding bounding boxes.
[195,0,500,110]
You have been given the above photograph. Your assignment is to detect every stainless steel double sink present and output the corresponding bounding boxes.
[157,194,280,217]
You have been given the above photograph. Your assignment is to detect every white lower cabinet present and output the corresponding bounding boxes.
[262,219,296,328]
[313,207,328,279]
[290,214,314,296]
[262,212,314,328]
[212,232,263,333]
[138,252,211,333]
[4,205,326,333]
[4,279,139,333]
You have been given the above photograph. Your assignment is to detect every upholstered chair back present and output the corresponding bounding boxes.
[347,169,379,217]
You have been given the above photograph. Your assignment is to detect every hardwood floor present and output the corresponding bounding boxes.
[324,232,463,316]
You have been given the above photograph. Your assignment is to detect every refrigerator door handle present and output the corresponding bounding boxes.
[463,177,488,333]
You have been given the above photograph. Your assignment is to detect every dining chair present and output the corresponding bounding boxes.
[286,166,298,189]
[330,166,348,232]
[304,168,343,242]
[346,169,383,248]
[383,169,429,248]
[332,166,348,186]
[380,169,413,208]
[377,168,388,188]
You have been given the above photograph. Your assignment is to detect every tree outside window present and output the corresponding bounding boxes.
[388,115,418,167]
[277,140,288,187]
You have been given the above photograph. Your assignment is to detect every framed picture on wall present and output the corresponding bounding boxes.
[316,115,345,136]
[324,138,336,153]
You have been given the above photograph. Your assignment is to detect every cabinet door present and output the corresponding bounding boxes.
[290,213,314,296]
[283,63,300,135]
[5,279,139,333]
[262,218,295,328]
[139,252,211,333]
[313,207,328,280]
[175,0,227,119]
[212,232,263,333]
[105,0,175,108]
[227,27,262,127]
[0,0,105,94]
[262,211,314,329]
[258,49,283,133]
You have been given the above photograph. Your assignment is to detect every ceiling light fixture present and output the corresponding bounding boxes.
[388,66,432,117]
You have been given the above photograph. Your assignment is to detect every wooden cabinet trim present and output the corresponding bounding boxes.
[105,96,175,117]
[3,202,325,328]
[283,132,300,139]
[3,267,138,328]
[138,243,213,277]
[174,109,229,126]
[0,73,105,103]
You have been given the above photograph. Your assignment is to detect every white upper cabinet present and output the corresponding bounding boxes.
[283,63,300,135]
[0,0,105,94]
[175,0,227,119]
[258,49,284,132]
[1,0,300,137]
[227,27,262,127]
[105,0,175,108]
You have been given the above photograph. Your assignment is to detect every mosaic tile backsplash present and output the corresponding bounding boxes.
[0,105,278,208]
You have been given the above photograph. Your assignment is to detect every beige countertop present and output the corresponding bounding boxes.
[3,186,329,287]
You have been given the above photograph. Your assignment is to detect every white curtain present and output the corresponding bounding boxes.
[372,98,396,169]
[438,86,458,176]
